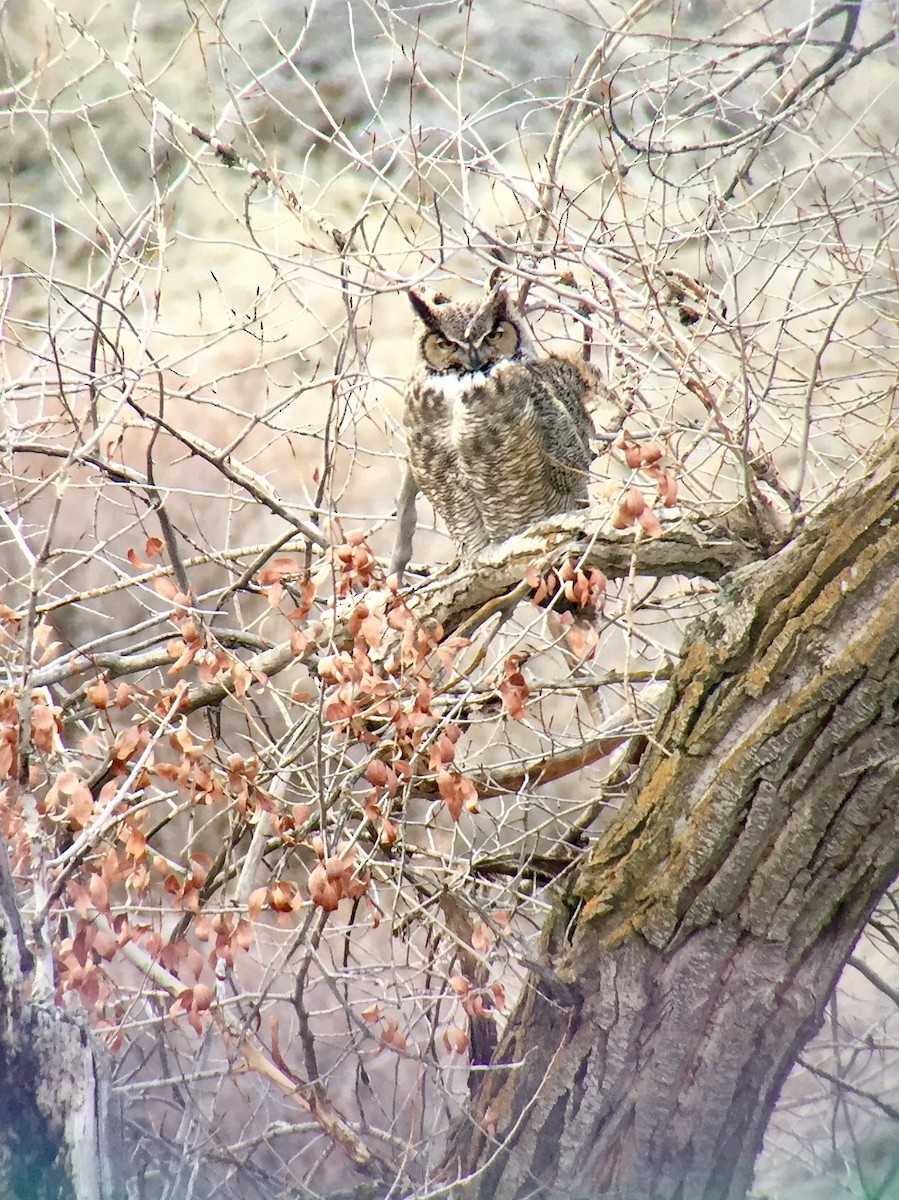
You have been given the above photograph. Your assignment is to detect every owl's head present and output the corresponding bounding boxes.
[408,287,536,374]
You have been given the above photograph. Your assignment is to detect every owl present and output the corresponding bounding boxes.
[390,286,596,578]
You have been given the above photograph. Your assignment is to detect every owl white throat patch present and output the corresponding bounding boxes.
[424,369,497,401]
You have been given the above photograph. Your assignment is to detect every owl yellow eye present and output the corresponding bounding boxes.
[423,332,458,370]
[485,321,518,356]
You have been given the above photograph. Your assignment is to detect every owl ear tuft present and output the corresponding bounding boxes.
[485,285,512,322]
[408,289,444,329]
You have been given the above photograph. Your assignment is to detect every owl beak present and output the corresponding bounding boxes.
[462,344,484,372]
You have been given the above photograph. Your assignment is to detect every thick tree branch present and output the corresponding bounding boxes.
[121,512,756,723]
[404,510,764,635]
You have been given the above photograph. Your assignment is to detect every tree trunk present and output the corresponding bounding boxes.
[445,443,899,1199]
[0,838,121,1200]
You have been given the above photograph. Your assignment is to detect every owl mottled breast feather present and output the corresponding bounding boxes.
[391,287,597,575]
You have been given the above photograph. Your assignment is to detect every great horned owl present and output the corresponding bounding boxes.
[391,287,596,577]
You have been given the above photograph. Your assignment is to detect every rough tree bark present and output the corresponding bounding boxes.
[443,440,899,1200]
[0,835,121,1200]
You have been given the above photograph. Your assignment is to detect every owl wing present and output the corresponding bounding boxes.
[453,357,595,543]
[528,356,596,508]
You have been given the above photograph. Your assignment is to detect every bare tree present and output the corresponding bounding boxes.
[2,1,899,1197]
